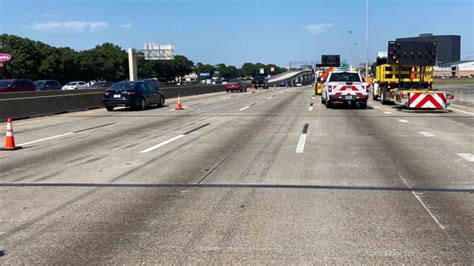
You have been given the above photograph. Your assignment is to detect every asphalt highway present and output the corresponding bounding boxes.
[0,87,473,264]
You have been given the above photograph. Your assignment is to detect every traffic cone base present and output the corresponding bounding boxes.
[0,146,22,151]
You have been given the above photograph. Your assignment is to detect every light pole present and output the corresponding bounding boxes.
[354,42,358,69]
[365,0,369,77]
[349,30,353,68]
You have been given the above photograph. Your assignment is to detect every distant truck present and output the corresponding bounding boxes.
[373,41,453,109]
[252,76,269,89]
[321,70,369,108]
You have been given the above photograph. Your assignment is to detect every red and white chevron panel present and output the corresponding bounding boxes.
[332,85,366,98]
[408,92,447,109]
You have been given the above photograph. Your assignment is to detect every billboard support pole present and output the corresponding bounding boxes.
[128,48,138,81]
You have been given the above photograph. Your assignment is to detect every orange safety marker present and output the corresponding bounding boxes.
[1,118,22,151]
[175,95,184,110]
[410,66,416,79]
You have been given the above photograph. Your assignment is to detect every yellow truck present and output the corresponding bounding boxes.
[373,41,453,109]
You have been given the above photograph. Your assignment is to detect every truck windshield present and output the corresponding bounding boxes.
[329,72,361,82]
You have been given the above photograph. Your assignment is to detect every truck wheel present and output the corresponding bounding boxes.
[325,99,332,108]
[381,88,387,105]
[359,102,367,109]
[373,93,378,101]
[321,97,325,104]
[106,106,114,112]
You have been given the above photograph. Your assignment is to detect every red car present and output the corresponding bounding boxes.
[225,79,247,93]
[0,79,36,93]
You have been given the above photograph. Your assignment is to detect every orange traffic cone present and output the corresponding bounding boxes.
[410,67,416,79]
[175,95,184,110]
[1,118,22,151]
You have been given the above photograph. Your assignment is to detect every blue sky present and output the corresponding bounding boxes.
[1,0,473,67]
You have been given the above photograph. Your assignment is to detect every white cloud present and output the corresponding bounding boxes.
[30,21,108,32]
[120,23,133,29]
[305,23,333,34]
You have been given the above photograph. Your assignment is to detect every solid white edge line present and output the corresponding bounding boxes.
[456,153,474,162]
[449,107,474,116]
[419,131,435,137]
[296,134,307,154]
[140,135,185,153]
[17,132,75,146]
[398,173,445,230]
[238,106,250,111]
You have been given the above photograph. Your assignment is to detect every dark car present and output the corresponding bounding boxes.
[0,79,36,93]
[34,80,62,91]
[225,79,247,92]
[251,76,268,89]
[88,81,113,90]
[102,81,165,111]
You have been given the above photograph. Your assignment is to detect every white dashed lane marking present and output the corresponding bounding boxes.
[398,119,409,123]
[140,135,185,153]
[419,131,436,137]
[17,132,75,146]
[457,153,474,162]
[238,106,250,111]
[384,111,392,114]
[296,123,309,154]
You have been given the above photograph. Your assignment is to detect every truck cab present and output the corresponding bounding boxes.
[321,71,369,109]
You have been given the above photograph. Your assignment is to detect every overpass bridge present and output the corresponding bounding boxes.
[267,69,314,87]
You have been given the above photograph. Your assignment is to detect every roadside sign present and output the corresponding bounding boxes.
[320,55,340,67]
[260,68,264,74]
[270,67,275,72]
[0,53,12,62]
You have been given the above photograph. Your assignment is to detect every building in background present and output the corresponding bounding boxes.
[433,60,474,78]
[396,34,461,65]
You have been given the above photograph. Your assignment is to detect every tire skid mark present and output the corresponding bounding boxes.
[175,90,303,263]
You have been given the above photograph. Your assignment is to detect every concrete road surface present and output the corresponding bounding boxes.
[0,87,473,264]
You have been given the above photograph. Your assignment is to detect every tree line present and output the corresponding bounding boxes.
[0,34,285,84]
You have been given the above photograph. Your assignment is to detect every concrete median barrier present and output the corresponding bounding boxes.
[0,85,225,120]
[434,84,474,107]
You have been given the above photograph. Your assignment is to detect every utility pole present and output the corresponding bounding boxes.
[365,0,369,77]
[349,30,353,68]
